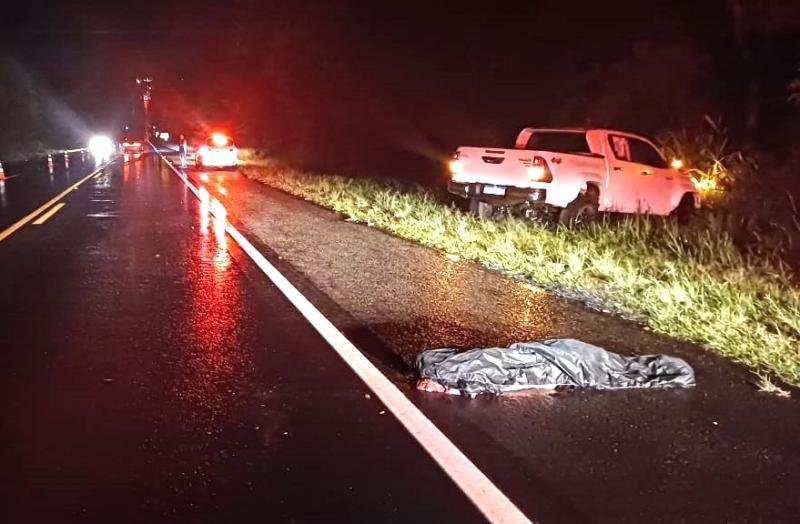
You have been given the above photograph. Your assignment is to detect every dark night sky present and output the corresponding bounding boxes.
[1,1,798,168]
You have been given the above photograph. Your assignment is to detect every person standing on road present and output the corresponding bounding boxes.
[178,134,188,168]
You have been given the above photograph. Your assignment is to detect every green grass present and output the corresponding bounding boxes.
[240,158,800,390]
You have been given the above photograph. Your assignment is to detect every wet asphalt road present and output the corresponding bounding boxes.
[3,148,800,524]
[0,154,486,522]
[0,152,94,231]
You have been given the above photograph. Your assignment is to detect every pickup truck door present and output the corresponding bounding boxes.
[627,137,674,214]
[605,134,645,212]
[604,134,673,214]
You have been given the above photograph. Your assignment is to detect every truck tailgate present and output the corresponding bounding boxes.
[453,147,530,187]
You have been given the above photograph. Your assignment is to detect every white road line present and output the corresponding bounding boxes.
[152,146,533,524]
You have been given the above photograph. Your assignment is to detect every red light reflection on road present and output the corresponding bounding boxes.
[179,189,243,422]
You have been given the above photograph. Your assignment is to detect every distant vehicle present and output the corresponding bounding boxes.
[195,133,238,169]
[447,128,698,225]
[118,136,144,155]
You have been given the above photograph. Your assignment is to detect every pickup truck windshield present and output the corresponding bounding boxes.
[526,131,591,154]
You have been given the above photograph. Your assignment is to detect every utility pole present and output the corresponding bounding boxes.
[136,77,153,139]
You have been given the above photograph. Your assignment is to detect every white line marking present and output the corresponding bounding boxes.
[151,146,533,524]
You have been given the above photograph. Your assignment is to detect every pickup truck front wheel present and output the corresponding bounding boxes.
[469,199,495,219]
[672,193,697,224]
[558,194,598,227]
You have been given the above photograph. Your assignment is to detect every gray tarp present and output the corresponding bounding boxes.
[416,339,695,397]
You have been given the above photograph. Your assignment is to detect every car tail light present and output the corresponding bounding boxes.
[527,156,552,183]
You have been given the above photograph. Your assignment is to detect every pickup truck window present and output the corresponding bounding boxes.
[526,132,591,154]
[629,138,668,168]
[608,135,667,168]
[609,135,631,161]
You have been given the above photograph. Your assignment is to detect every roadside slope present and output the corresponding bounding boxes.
[239,158,800,389]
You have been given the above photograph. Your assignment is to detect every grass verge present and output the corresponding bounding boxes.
[240,157,800,390]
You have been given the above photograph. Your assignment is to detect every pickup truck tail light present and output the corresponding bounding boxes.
[527,156,553,183]
[448,151,463,175]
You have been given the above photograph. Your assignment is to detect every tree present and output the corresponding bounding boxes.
[574,37,718,134]
[725,0,800,133]
[789,61,800,107]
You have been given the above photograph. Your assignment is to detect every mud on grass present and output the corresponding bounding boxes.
[240,157,800,390]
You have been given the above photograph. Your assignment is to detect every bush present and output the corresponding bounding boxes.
[658,117,800,265]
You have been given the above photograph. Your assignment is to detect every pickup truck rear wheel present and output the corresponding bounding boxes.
[558,194,598,227]
[469,199,495,219]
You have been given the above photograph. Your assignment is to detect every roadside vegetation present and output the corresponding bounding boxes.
[657,118,800,264]
[240,146,800,392]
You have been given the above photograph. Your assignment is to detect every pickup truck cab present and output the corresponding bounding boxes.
[448,128,697,225]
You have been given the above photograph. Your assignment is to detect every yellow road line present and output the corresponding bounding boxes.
[32,203,65,225]
[0,165,106,243]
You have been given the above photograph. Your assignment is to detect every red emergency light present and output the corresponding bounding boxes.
[211,133,229,147]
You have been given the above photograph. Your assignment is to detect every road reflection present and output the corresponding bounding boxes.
[179,188,244,425]
[411,255,557,347]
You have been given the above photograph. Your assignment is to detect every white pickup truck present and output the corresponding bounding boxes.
[447,128,697,225]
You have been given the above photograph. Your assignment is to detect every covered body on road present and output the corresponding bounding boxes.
[417,339,696,397]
